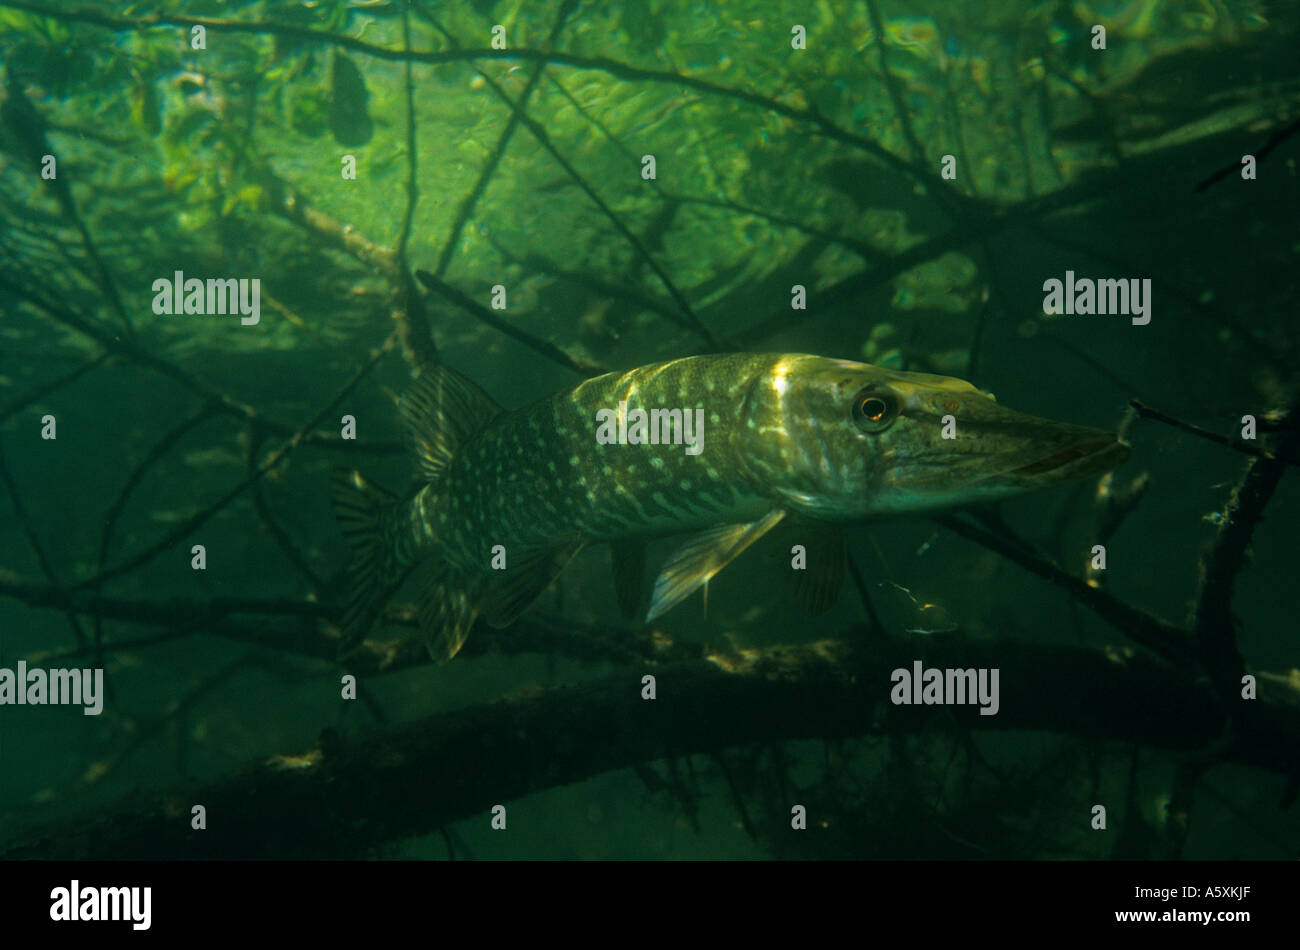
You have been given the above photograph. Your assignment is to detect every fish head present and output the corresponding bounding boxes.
[739,356,1129,519]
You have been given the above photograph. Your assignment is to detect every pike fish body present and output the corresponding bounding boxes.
[332,353,1128,661]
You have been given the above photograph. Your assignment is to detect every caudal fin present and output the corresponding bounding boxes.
[330,468,398,652]
[332,363,504,662]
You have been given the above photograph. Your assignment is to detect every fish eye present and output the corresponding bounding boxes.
[851,387,898,433]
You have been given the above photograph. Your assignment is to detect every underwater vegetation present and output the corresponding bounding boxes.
[0,0,1298,860]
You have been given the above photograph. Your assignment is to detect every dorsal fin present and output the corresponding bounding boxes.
[399,363,502,483]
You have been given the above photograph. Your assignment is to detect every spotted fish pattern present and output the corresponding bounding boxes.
[332,353,1128,661]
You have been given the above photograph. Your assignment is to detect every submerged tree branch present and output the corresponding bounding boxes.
[1130,400,1300,467]
[0,567,696,674]
[420,0,579,280]
[415,269,606,377]
[253,166,436,370]
[0,0,1293,863]
[5,635,1297,859]
[934,514,1193,666]
[70,333,396,590]
[0,0,963,213]
[1192,403,1300,705]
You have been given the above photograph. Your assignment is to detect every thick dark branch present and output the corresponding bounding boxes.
[5,636,1297,859]
[1192,403,1300,703]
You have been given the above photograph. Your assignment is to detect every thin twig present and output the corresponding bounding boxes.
[0,0,962,211]
[0,75,134,339]
[1131,400,1299,467]
[935,514,1192,666]
[0,352,110,424]
[420,0,579,279]
[0,439,88,649]
[92,402,224,660]
[245,424,328,597]
[0,272,287,434]
[415,269,606,377]
[1195,117,1300,193]
[253,165,437,369]
[863,0,928,164]
[72,334,397,589]
[456,67,719,349]
[395,2,418,262]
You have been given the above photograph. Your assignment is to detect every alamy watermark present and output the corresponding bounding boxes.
[151,270,260,325]
[50,881,151,930]
[1042,270,1151,325]
[0,662,104,715]
[890,660,999,716]
[595,401,705,455]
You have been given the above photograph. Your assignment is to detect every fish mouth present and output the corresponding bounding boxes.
[1008,434,1129,479]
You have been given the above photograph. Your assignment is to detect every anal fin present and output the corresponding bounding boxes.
[647,509,786,622]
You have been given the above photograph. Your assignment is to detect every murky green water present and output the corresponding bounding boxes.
[1,0,1297,860]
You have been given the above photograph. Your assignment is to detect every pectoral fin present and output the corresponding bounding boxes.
[647,509,786,622]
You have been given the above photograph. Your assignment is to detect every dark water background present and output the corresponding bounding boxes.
[1,0,1298,859]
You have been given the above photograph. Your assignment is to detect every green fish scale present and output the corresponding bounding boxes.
[408,355,781,577]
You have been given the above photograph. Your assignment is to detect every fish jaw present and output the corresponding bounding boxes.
[865,405,1130,514]
[736,356,1129,520]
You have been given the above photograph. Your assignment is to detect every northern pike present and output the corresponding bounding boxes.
[332,353,1128,660]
